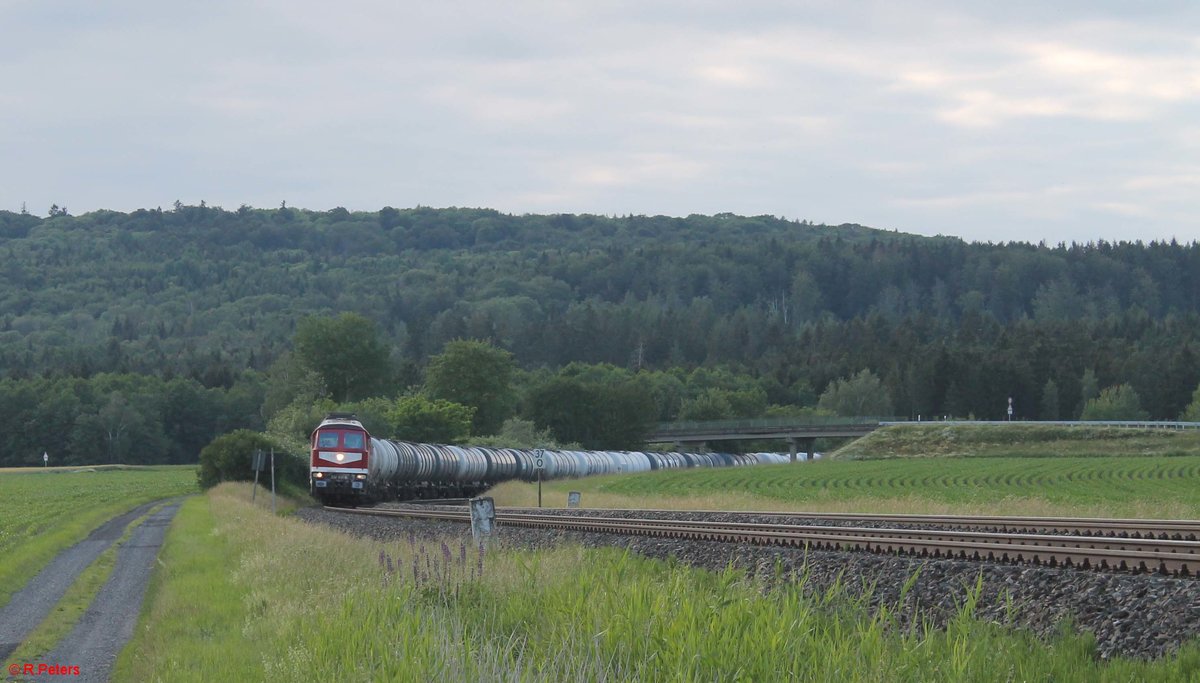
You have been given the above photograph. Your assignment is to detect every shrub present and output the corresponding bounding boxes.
[197,430,306,490]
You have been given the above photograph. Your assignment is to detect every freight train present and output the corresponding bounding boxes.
[309,413,799,505]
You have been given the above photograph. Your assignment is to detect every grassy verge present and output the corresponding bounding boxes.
[6,501,171,667]
[0,466,198,608]
[113,494,261,681]
[836,423,1200,459]
[485,455,1200,519]
[119,485,1200,681]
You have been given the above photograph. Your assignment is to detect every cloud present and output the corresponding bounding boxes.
[1,1,1198,243]
[1123,172,1200,191]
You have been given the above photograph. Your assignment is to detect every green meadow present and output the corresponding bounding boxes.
[837,424,1200,460]
[8,426,1200,680]
[488,453,1200,519]
[116,484,1200,681]
[0,465,197,607]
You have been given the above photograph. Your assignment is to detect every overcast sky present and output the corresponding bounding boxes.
[3,1,1198,244]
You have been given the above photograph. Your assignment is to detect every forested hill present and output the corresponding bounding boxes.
[2,204,1200,423]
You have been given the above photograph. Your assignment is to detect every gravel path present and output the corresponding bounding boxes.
[26,501,182,683]
[299,506,1200,661]
[0,500,163,663]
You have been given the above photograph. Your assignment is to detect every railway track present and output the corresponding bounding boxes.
[329,506,1200,576]
[499,507,1200,540]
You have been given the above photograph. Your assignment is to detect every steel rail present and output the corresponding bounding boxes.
[329,506,1200,575]
[497,507,1200,540]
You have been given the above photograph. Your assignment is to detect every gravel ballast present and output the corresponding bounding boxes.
[296,506,1200,661]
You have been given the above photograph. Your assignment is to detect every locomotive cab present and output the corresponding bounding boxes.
[310,413,371,505]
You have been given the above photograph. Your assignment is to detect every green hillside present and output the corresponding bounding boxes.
[834,423,1200,459]
[1,206,1198,427]
[4,205,1200,465]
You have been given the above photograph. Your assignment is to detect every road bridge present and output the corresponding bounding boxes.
[645,419,1200,462]
[644,417,886,462]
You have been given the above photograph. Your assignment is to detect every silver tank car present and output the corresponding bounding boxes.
[367,439,757,485]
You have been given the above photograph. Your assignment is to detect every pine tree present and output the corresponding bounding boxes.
[1077,369,1099,418]
[1041,379,1060,420]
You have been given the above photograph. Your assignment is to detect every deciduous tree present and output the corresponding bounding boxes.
[1080,384,1149,421]
[817,369,893,417]
[424,340,515,435]
[294,313,392,403]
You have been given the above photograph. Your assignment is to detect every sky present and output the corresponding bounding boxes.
[2,0,1198,245]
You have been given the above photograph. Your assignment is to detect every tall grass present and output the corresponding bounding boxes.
[118,484,1200,681]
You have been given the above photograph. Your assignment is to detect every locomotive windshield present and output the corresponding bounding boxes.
[344,432,364,449]
[317,432,339,448]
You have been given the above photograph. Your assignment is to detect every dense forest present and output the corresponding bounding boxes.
[1,203,1199,466]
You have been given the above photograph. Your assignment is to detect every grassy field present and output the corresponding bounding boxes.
[835,423,1200,459]
[487,454,1200,519]
[116,484,1200,681]
[0,465,198,608]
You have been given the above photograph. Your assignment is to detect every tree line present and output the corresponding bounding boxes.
[3,204,1200,464]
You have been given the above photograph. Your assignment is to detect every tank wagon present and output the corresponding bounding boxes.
[310,413,803,505]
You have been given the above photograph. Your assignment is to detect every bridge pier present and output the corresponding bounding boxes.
[788,437,816,463]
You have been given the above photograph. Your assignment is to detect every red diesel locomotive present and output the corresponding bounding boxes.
[309,413,370,504]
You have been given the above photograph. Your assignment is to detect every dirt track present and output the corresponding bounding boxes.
[1,500,181,683]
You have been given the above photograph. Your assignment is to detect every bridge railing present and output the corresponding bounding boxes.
[649,418,1200,438]
[649,416,902,436]
[881,420,1200,429]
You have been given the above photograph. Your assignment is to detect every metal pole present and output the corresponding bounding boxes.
[270,448,276,515]
[537,467,542,508]
[252,450,260,505]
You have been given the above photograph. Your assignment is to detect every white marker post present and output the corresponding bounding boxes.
[470,496,496,544]
[534,448,545,508]
[1007,397,1014,422]
[43,452,48,468]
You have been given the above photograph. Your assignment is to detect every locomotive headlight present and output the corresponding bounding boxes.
[313,472,324,479]
[355,474,367,480]
[336,453,345,462]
